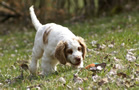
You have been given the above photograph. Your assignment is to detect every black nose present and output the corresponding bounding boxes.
[75,57,81,62]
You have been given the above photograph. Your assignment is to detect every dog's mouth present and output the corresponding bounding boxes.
[69,61,81,66]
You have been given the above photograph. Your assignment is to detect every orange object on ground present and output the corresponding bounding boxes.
[85,63,95,69]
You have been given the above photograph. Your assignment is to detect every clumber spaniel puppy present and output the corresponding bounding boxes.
[29,6,86,75]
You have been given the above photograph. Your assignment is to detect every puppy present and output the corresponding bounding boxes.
[29,6,86,75]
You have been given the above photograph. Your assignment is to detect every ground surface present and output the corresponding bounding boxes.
[0,11,139,89]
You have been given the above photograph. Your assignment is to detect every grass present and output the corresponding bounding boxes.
[0,11,139,89]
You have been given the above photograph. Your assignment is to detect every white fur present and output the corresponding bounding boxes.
[29,6,84,75]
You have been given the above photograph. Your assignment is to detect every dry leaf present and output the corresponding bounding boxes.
[26,84,43,90]
[104,55,109,59]
[125,81,130,88]
[0,83,3,86]
[98,78,108,86]
[20,63,29,71]
[108,69,117,76]
[113,57,120,62]
[108,44,114,48]
[114,64,124,69]
[66,85,72,89]
[58,77,66,84]
[100,44,106,49]
[121,43,125,47]
[117,72,128,78]
[73,74,83,84]
[126,52,136,62]
[91,40,97,47]
[92,74,100,82]
[127,48,138,52]
[78,87,83,90]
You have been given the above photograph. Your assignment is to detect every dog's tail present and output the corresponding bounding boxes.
[29,5,42,30]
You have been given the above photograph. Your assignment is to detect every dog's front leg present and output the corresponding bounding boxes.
[41,54,58,75]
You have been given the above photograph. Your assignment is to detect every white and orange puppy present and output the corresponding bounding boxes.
[29,6,86,75]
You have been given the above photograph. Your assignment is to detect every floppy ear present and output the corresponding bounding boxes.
[77,36,87,59]
[55,41,67,65]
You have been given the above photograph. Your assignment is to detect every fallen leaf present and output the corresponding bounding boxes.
[98,87,102,90]
[126,52,136,62]
[83,77,88,82]
[111,51,118,55]
[92,74,100,82]
[104,55,109,59]
[66,85,72,89]
[78,87,83,90]
[98,78,108,86]
[98,80,105,86]
[100,44,106,49]
[10,65,16,70]
[135,63,139,67]
[121,43,125,47]
[108,44,114,48]
[108,69,117,76]
[91,40,97,47]
[116,78,125,87]
[117,72,128,78]
[73,74,83,84]
[127,48,138,52]
[11,54,16,57]
[5,79,11,84]
[125,81,131,88]
[26,84,43,90]
[106,87,110,90]
[58,77,66,84]
[92,86,98,90]
[114,64,124,69]
[0,83,3,86]
[20,63,29,71]
[113,57,120,62]
[102,78,109,83]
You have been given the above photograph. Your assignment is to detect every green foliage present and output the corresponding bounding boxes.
[0,11,139,89]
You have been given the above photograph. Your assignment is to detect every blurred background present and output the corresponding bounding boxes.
[0,0,139,33]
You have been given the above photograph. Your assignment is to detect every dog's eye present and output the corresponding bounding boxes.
[67,49,73,54]
[78,47,82,51]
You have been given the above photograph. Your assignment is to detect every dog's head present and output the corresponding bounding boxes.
[55,36,86,67]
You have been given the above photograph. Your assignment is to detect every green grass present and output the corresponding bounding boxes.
[0,11,139,89]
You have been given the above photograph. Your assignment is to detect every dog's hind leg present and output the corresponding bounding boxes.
[29,46,43,75]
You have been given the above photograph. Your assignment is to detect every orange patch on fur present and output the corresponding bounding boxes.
[55,41,67,65]
[74,36,87,59]
[43,27,52,44]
